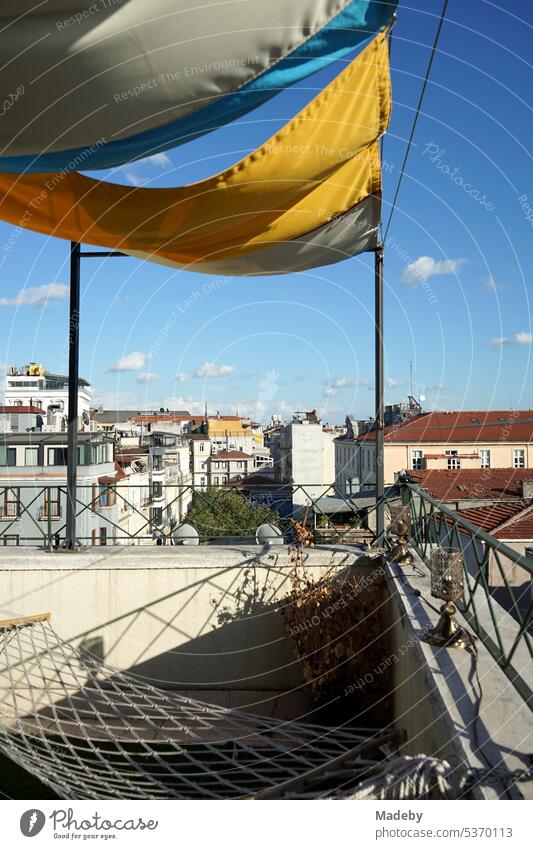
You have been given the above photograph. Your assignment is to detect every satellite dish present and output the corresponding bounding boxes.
[420,395,426,402]
[82,410,90,426]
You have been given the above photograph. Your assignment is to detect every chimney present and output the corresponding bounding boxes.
[521,480,533,501]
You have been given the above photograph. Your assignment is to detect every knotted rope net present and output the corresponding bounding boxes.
[0,613,401,800]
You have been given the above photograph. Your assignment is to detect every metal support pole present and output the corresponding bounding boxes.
[374,244,385,541]
[65,241,81,549]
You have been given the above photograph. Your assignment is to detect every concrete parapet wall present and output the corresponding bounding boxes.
[0,545,377,718]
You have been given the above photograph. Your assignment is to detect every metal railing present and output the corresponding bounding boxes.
[400,481,533,708]
[0,482,374,549]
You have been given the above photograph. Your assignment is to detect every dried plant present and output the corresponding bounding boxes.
[281,546,388,699]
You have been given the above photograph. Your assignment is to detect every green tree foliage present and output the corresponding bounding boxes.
[186,487,279,539]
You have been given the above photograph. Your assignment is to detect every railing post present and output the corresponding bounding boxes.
[47,488,52,551]
[374,243,385,540]
[66,241,81,550]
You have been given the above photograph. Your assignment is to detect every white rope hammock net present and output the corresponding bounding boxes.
[0,614,403,800]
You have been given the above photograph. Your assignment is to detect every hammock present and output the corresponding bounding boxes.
[0,613,400,800]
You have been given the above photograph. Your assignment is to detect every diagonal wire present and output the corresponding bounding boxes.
[383,0,449,242]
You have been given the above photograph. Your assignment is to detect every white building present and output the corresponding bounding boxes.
[334,416,360,495]
[189,434,212,489]
[4,363,92,430]
[115,432,193,542]
[276,411,336,508]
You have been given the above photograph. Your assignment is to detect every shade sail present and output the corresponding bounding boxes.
[0,33,390,276]
[0,0,396,173]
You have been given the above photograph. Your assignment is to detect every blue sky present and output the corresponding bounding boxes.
[0,0,531,423]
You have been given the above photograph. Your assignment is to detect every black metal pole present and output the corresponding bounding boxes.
[66,241,81,549]
[374,244,385,540]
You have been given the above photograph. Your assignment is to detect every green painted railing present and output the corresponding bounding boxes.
[0,482,372,548]
[400,481,533,709]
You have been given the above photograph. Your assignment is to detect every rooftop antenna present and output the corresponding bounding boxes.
[410,360,413,397]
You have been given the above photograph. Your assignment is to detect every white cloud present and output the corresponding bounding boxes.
[0,283,69,307]
[326,377,369,390]
[401,256,466,285]
[485,276,505,293]
[193,361,235,379]
[386,377,403,388]
[105,351,152,372]
[136,372,158,384]
[175,372,188,384]
[489,331,533,348]
[136,152,171,168]
[324,387,338,397]
[123,170,143,187]
[121,152,171,186]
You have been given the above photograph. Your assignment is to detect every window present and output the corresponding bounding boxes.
[152,481,163,499]
[152,455,163,471]
[47,446,68,465]
[411,449,424,470]
[513,449,525,469]
[199,443,205,452]
[0,446,17,466]
[1,488,20,519]
[151,507,163,527]
[200,476,206,486]
[237,461,243,468]
[42,487,61,519]
[99,483,116,507]
[214,476,219,485]
[445,450,460,470]
[25,447,39,465]
[479,449,491,469]
[99,527,107,546]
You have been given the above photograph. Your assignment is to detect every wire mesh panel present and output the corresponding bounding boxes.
[0,616,396,800]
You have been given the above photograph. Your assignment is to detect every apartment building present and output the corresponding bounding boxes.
[357,410,533,488]
[0,432,117,546]
[189,434,212,488]
[115,432,192,541]
[276,411,336,508]
[0,405,45,433]
[209,450,254,485]
[4,362,92,427]
[334,416,360,496]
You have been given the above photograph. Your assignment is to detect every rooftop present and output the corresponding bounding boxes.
[407,467,533,501]
[0,432,110,444]
[212,450,252,460]
[0,406,45,414]
[93,409,190,422]
[493,504,533,541]
[453,501,527,533]
[357,410,533,443]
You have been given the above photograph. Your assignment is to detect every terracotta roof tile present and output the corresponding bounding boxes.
[358,410,533,443]
[0,405,45,414]
[407,468,533,502]
[493,505,533,540]
[453,501,527,533]
[212,450,252,460]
